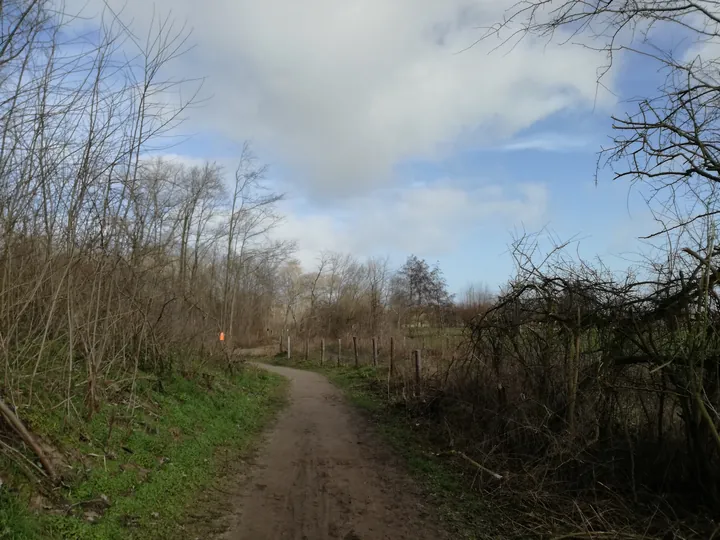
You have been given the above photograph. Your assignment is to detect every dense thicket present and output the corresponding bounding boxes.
[0,1,292,422]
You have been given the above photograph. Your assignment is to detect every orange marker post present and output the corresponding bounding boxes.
[219,332,225,342]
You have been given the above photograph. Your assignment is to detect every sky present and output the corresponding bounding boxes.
[60,0,697,295]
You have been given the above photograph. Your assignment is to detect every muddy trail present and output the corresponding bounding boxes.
[218,363,449,540]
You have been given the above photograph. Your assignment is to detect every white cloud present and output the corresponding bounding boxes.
[273,180,548,267]
[496,133,594,152]
[63,0,616,198]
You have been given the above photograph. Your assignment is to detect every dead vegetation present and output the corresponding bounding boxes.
[286,238,720,536]
[0,0,291,502]
[441,232,720,537]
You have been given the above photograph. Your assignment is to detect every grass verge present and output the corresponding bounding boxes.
[1,365,286,540]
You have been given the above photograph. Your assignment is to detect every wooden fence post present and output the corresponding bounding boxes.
[353,336,359,368]
[337,338,341,367]
[413,349,421,387]
[320,339,325,366]
[372,337,377,367]
[389,336,395,377]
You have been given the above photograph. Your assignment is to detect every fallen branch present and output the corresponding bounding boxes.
[0,396,58,483]
[0,438,48,481]
[438,449,504,480]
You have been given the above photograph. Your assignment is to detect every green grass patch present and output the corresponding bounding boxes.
[1,366,287,540]
[0,488,39,540]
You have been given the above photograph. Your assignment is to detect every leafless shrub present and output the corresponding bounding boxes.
[427,229,720,536]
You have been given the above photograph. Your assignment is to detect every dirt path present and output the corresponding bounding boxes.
[220,363,449,540]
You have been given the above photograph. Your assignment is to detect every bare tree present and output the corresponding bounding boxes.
[222,143,284,345]
[392,255,453,329]
[366,256,390,336]
[488,0,720,239]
